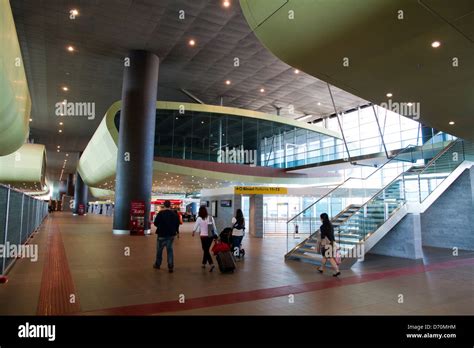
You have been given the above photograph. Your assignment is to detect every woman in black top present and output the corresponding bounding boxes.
[317,213,341,277]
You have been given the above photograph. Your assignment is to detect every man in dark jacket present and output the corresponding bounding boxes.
[153,200,180,273]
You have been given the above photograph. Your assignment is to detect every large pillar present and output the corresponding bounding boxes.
[73,172,88,215]
[66,173,74,196]
[113,50,159,234]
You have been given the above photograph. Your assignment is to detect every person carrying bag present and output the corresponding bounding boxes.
[192,206,217,272]
[231,209,246,258]
[316,213,341,277]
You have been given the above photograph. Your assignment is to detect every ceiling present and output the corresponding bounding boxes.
[241,0,474,141]
[10,0,367,185]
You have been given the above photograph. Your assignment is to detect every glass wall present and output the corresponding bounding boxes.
[114,104,428,170]
[262,105,423,168]
[114,109,337,168]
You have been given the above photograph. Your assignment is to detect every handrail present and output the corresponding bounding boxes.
[417,138,461,176]
[285,204,359,257]
[286,143,418,223]
[286,132,452,224]
[0,183,46,201]
[338,139,463,237]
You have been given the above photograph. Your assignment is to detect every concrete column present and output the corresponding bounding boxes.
[421,168,474,251]
[66,173,74,196]
[73,172,88,215]
[113,50,159,234]
[249,194,264,238]
[369,214,424,259]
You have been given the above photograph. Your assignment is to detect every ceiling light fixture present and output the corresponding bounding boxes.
[189,39,196,46]
[57,145,60,148]
[449,121,455,125]
[260,88,265,93]
[294,69,300,74]
[59,129,63,133]
[431,41,441,48]
[386,93,393,98]
[70,9,79,16]
[59,122,63,125]
[317,102,321,106]
[225,80,231,85]
[62,86,69,91]
[29,118,33,122]
[66,153,69,157]
[223,0,231,8]
[67,46,75,52]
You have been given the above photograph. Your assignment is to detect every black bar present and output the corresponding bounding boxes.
[0,316,472,346]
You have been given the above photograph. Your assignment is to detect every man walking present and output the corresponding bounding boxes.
[153,200,180,273]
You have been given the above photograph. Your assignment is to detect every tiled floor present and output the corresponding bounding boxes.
[0,212,473,315]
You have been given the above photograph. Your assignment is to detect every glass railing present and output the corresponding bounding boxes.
[285,134,449,250]
[0,184,48,276]
[334,138,467,251]
[286,137,473,259]
[267,127,455,168]
[286,132,456,252]
[417,139,466,202]
[337,175,407,250]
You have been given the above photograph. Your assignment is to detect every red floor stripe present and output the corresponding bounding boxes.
[37,218,81,315]
[79,256,474,316]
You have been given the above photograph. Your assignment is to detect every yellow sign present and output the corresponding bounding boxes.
[234,186,288,195]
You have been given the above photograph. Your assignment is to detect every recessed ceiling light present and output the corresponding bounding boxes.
[67,46,75,52]
[57,149,60,152]
[29,118,33,122]
[57,145,60,148]
[449,121,455,125]
[59,129,63,133]
[294,69,300,74]
[62,86,69,91]
[386,93,393,98]
[431,41,441,48]
[225,80,231,85]
[70,9,79,16]
[189,39,196,46]
[260,88,265,93]
[66,153,69,157]
[223,0,231,8]
[59,121,63,125]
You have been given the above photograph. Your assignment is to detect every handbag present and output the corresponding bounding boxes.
[232,222,244,237]
[206,217,216,238]
[320,236,331,246]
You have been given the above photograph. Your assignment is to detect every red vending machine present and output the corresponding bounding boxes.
[130,200,145,235]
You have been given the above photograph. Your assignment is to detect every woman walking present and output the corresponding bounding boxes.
[231,209,246,258]
[317,213,341,277]
[192,206,217,272]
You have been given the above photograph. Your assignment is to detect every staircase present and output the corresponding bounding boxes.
[287,204,361,268]
[285,136,473,269]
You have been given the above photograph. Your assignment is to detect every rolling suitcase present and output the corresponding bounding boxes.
[216,250,236,273]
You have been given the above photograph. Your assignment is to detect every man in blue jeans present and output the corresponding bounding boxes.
[153,200,180,273]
